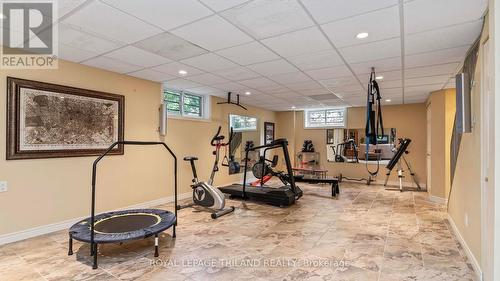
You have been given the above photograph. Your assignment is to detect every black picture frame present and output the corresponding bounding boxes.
[326,129,335,144]
[264,122,275,145]
[6,77,125,160]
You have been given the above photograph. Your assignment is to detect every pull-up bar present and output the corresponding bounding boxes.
[217,92,247,110]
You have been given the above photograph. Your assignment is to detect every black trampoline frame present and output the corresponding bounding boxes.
[68,141,178,269]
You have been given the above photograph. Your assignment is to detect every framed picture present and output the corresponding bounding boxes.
[326,129,335,144]
[264,122,275,145]
[6,77,125,160]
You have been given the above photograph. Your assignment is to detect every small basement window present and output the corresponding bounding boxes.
[163,89,207,119]
[229,114,258,131]
[304,108,347,128]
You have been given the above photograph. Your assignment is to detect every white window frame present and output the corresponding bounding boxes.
[304,108,347,128]
[163,88,210,120]
[229,114,258,132]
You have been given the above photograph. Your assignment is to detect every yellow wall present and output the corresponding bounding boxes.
[447,13,489,268]
[276,103,427,185]
[426,88,456,199]
[0,60,277,236]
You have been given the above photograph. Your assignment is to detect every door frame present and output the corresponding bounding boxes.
[480,36,493,281]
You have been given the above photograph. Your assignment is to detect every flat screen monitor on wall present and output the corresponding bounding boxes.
[455,72,472,133]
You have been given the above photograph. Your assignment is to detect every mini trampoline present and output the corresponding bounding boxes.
[68,141,178,269]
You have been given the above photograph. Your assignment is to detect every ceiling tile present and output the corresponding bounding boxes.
[58,23,123,58]
[269,72,312,84]
[181,53,239,71]
[405,75,451,87]
[102,0,213,30]
[212,66,260,80]
[200,0,250,12]
[128,69,176,82]
[319,75,359,88]
[83,56,143,74]
[405,0,487,34]
[212,81,248,92]
[259,84,293,94]
[152,61,204,77]
[305,65,352,80]
[287,49,343,71]
[350,56,402,74]
[405,46,469,68]
[216,41,279,65]
[105,46,171,67]
[164,78,203,90]
[406,20,482,55]
[405,63,459,78]
[339,37,401,63]
[356,70,402,82]
[247,59,298,76]
[238,77,280,88]
[134,32,208,61]
[185,86,225,95]
[321,6,400,48]
[299,88,332,96]
[171,15,253,51]
[287,80,323,91]
[222,0,314,39]
[58,44,98,62]
[63,1,162,44]
[59,0,88,17]
[301,0,398,24]
[378,80,402,89]
[405,83,444,96]
[185,73,229,85]
[261,27,331,57]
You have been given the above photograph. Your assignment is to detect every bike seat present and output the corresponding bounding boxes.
[183,156,198,161]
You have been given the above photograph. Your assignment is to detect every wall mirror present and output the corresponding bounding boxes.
[327,128,397,163]
[228,114,261,174]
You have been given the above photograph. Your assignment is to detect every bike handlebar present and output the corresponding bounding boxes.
[210,126,234,146]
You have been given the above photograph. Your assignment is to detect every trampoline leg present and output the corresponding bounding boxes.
[68,234,73,256]
[173,225,176,238]
[92,243,98,269]
[154,234,159,257]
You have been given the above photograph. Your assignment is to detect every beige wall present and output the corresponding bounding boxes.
[0,60,277,236]
[448,13,489,269]
[426,88,456,199]
[276,103,427,185]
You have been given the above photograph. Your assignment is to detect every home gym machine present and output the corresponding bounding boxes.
[384,138,422,192]
[365,67,385,184]
[177,126,235,219]
[332,139,359,163]
[250,155,341,198]
[218,138,303,207]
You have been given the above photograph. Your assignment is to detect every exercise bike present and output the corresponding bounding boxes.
[177,126,235,219]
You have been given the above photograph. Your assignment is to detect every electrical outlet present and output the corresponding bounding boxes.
[0,181,7,192]
[465,213,469,227]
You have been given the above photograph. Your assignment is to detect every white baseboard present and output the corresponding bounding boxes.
[429,195,448,205]
[447,214,483,281]
[0,192,191,246]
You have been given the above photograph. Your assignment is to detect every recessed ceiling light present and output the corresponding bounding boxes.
[356,32,369,39]
[385,99,391,102]
[245,91,251,95]
[178,70,187,75]
[376,75,384,80]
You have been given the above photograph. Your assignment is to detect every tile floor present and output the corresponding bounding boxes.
[0,182,476,280]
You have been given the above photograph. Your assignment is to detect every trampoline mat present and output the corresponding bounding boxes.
[69,208,176,244]
[94,213,160,234]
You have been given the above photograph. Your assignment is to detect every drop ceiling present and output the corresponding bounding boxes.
[52,0,486,111]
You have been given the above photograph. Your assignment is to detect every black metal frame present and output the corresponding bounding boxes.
[217,92,247,110]
[241,139,298,198]
[76,141,177,269]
